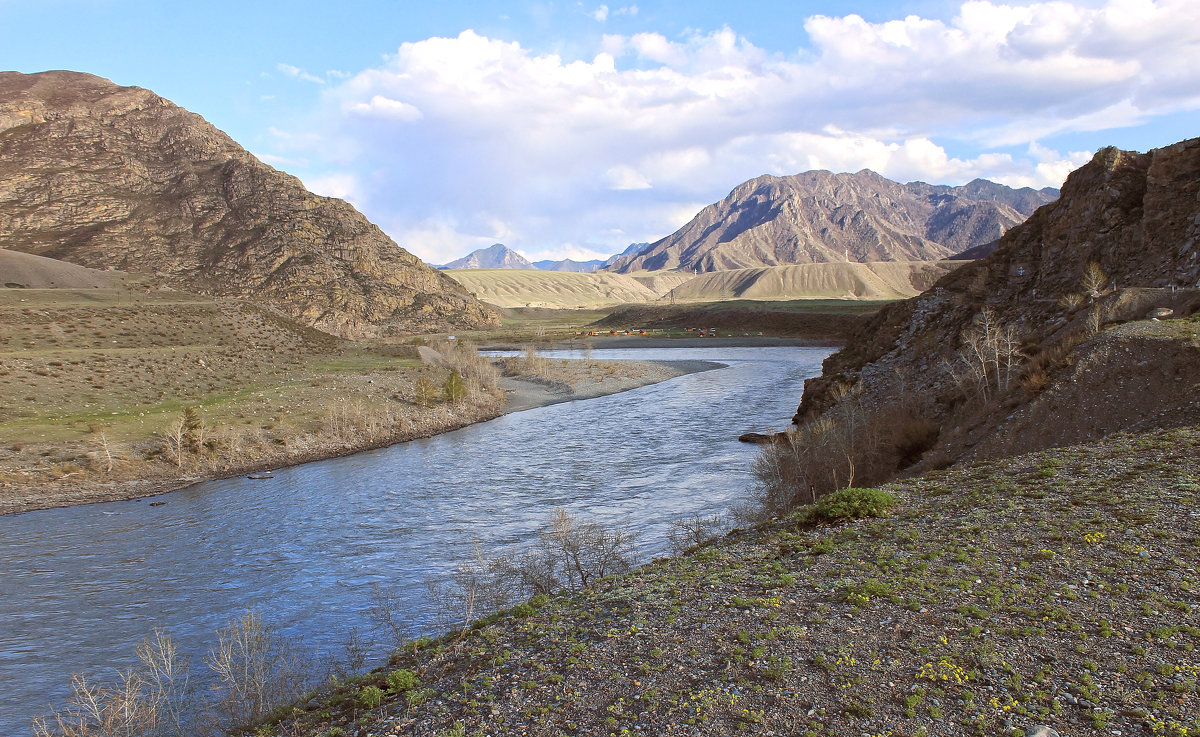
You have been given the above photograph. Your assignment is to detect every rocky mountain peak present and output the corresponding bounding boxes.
[609,169,1057,274]
[440,244,535,270]
[0,70,498,337]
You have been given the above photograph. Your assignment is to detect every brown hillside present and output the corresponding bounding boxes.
[0,71,498,337]
[0,248,133,288]
[612,170,1055,273]
[666,261,960,301]
[794,137,1200,473]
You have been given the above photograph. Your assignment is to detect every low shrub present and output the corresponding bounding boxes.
[386,669,419,693]
[795,487,897,526]
[357,685,384,709]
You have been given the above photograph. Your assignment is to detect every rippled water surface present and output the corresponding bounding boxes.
[0,346,829,733]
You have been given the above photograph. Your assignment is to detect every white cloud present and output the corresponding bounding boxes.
[301,173,363,207]
[591,5,609,22]
[346,95,424,122]
[277,63,326,85]
[254,151,308,168]
[269,1,1200,264]
[604,165,652,190]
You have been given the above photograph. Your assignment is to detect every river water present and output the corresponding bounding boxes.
[0,346,829,734]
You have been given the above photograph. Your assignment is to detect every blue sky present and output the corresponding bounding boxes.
[4,0,1199,263]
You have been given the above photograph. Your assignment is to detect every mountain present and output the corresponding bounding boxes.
[0,70,497,337]
[608,171,1057,274]
[793,138,1200,482]
[440,244,535,270]
[601,242,650,271]
[532,258,604,273]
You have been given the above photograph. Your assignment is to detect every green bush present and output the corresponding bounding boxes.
[443,369,467,402]
[357,685,384,709]
[795,487,897,525]
[386,668,419,692]
[511,602,536,618]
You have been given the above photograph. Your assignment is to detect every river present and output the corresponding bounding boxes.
[0,346,830,734]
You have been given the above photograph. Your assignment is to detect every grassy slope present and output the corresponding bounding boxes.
[0,288,507,513]
[280,426,1200,737]
[667,261,961,301]
[443,269,670,308]
[443,265,939,309]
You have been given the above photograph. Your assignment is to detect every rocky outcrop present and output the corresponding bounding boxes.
[0,71,498,337]
[609,170,1056,274]
[794,137,1200,470]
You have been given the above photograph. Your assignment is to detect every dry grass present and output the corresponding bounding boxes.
[0,288,505,512]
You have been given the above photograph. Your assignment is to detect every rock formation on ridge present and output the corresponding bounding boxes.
[794,138,1200,473]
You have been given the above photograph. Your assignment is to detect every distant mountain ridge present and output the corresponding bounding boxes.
[440,244,535,270]
[532,258,604,273]
[609,170,1057,274]
[440,243,644,273]
[0,70,498,337]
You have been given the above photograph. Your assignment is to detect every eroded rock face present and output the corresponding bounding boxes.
[609,170,1056,274]
[0,70,499,337]
[794,137,1200,466]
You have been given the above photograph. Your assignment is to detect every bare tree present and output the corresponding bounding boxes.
[134,630,191,737]
[203,610,313,732]
[535,508,639,591]
[93,432,115,474]
[1080,261,1108,295]
[33,630,190,737]
[163,417,187,469]
[423,510,641,634]
[366,582,410,650]
[666,513,726,555]
[944,308,1022,403]
[426,543,522,635]
[413,375,438,407]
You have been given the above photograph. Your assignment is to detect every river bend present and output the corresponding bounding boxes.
[0,346,830,733]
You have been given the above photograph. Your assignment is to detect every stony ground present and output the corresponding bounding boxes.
[275,426,1199,737]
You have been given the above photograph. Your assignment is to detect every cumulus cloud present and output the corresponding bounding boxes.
[274,0,1199,263]
[346,95,424,122]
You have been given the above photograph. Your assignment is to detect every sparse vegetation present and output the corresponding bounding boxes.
[750,383,936,517]
[0,290,511,513]
[249,426,1200,737]
[34,610,319,737]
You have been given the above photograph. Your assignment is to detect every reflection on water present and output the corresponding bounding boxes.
[0,346,829,733]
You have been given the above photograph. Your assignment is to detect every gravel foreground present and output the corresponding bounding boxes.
[276,426,1199,737]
